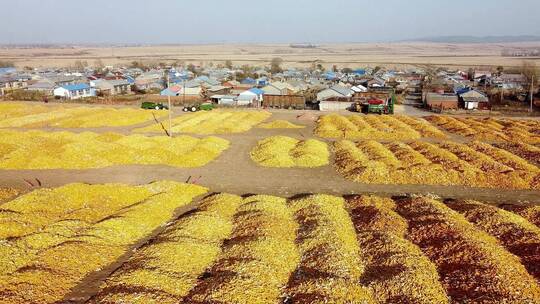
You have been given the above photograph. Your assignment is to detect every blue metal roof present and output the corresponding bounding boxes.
[249,88,264,95]
[63,83,90,91]
[241,77,256,84]
[455,87,471,95]
[353,69,366,75]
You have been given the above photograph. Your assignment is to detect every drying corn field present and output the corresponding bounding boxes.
[315,114,446,140]
[0,130,229,169]
[3,185,540,304]
[0,103,167,128]
[333,139,540,189]
[425,115,540,143]
[135,110,271,134]
[250,136,329,168]
[1,101,540,304]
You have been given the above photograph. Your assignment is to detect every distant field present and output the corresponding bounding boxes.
[2,42,540,69]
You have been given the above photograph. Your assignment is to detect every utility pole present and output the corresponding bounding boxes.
[530,76,534,113]
[167,72,172,137]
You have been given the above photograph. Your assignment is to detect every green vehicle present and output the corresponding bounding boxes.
[182,103,214,112]
[141,102,169,110]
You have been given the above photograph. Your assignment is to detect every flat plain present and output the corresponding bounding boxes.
[3,42,540,69]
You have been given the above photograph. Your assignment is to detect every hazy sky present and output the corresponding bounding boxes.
[2,0,540,44]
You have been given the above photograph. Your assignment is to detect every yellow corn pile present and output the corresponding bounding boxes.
[447,199,540,280]
[347,195,449,304]
[315,114,446,140]
[284,195,375,303]
[186,195,300,304]
[426,115,540,144]
[333,139,539,189]
[0,103,167,128]
[257,120,305,129]
[135,110,271,134]
[0,130,229,169]
[250,136,329,168]
[0,182,207,303]
[90,193,243,303]
[396,197,540,303]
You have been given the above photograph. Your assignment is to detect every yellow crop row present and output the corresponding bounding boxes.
[425,115,540,143]
[333,139,539,189]
[501,204,540,228]
[396,196,540,303]
[257,119,305,129]
[0,103,167,128]
[90,193,243,304]
[186,195,300,304]
[0,130,229,169]
[495,142,540,165]
[135,110,271,134]
[250,136,329,168]
[347,196,449,304]
[447,200,540,280]
[284,195,375,303]
[315,114,446,140]
[0,182,208,304]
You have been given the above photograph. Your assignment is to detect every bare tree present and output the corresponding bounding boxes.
[521,61,538,112]
[270,57,283,74]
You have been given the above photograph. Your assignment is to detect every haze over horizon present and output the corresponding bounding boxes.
[2,0,540,44]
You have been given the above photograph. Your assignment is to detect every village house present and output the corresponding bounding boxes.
[316,85,353,102]
[262,82,296,96]
[53,83,95,100]
[456,88,490,110]
[237,88,264,106]
[425,92,458,111]
[27,79,56,95]
[91,79,132,95]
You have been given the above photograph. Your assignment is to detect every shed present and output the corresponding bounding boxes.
[425,93,458,111]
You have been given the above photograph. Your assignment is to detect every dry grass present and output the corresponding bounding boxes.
[396,196,540,303]
[250,136,329,168]
[333,139,539,189]
[135,110,271,135]
[0,103,167,128]
[257,120,305,129]
[347,195,448,304]
[90,193,243,304]
[284,194,375,303]
[447,200,540,281]
[0,130,229,169]
[0,182,207,304]
[315,114,446,141]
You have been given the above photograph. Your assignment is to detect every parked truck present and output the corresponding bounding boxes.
[352,90,395,114]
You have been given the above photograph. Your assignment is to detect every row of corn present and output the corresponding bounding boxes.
[0,130,229,169]
[315,114,446,140]
[0,182,208,304]
[0,103,167,128]
[136,110,272,134]
[2,185,540,303]
[333,139,540,189]
[426,115,540,144]
[250,135,329,168]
